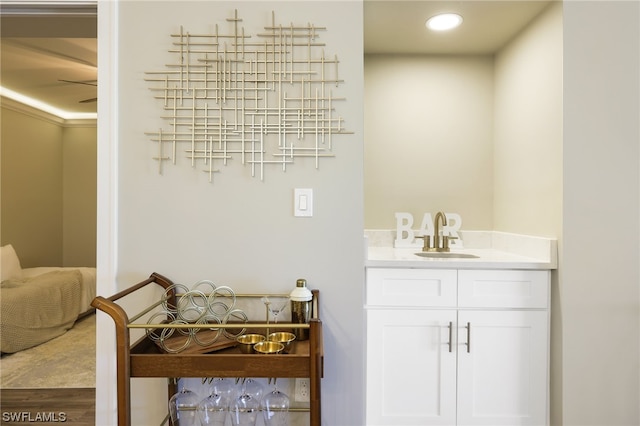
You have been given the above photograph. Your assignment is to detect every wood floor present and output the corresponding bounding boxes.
[0,388,95,425]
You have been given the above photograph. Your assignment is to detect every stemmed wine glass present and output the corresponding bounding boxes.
[261,296,290,335]
[229,378,262,426]
[198,378,234,426]
[261,378,290,426]
[197,391,228,426]
[236,378,263,402]
[169,384,199,426]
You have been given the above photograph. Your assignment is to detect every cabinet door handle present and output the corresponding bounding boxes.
[448,321,453,353]
[465,322,471,353]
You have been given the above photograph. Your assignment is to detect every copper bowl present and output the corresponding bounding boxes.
[267,332,296,353]
[253,341,284,355]
[236,333,265,354]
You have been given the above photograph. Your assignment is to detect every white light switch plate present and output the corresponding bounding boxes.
[294,188,313,217]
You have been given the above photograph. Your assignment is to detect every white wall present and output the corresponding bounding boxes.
[364,55,494,230]
[96,1,364,425]
[0,104,96,268]
[563,2,639,425]
[1,106,63,267]
[364,3,563,236]
[493,5,563,424]
[493,2,563,238]
[62,125,97,267]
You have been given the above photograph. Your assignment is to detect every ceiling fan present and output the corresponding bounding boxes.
[58,78,97,103]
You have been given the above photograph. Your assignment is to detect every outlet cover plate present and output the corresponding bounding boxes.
[295,378,310,402]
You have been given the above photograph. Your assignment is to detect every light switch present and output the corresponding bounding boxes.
[294,188,313,217]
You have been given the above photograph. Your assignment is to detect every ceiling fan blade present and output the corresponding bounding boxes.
[59,79,97,87]
[2,39,97,69]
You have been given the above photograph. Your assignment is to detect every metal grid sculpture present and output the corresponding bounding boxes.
[145,10,351,182]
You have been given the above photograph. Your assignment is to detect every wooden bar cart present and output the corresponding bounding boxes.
[91,272,324,426]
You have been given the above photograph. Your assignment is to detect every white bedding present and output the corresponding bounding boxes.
[22,267,97,313]
[1,270,85,353]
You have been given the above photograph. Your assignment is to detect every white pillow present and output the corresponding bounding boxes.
[1,244,23,281]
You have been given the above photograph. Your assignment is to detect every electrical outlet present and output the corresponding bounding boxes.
[295,378,310,402]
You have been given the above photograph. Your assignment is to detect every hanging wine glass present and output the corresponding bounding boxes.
[198,378,233,426]
[197,391,228,426]
[169,384,199,426]
[229,379,260,426]
[235,378,263,402]
[209,377,234,402]
[261,378,290,426]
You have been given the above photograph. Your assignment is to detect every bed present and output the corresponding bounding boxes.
[0,244,96,354]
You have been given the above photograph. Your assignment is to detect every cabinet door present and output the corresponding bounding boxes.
[456,310,548,426]
[366,309,457,425]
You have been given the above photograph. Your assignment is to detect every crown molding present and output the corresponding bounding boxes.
[0,2,97,17]
[1,96,96,127]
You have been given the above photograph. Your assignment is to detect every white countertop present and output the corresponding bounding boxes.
[365,230,558,270]
[367,247,555,269]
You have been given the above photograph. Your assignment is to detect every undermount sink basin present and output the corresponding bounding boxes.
[415,252,480,259]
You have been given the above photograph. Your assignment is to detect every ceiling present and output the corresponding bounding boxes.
[1,37,97,114]
[0,1,552,117]
[365,1,553,55]
[0,3,97,115]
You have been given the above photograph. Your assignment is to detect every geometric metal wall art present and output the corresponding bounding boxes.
[145,10,351,183]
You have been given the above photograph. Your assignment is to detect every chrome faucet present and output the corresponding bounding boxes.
[416,211,455,252]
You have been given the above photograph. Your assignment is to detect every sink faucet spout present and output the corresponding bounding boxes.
[433,211,448,251]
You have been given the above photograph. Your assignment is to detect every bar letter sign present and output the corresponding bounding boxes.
[394,212,463,249]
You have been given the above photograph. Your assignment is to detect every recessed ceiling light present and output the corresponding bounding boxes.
[426,13,463,31]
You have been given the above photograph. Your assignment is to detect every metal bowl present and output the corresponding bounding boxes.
[253,341,285,355]
[268,332,296,353]
[236,333,265,354]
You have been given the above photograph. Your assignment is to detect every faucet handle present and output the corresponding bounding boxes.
[442,235,458,251]
[415,235,431,251]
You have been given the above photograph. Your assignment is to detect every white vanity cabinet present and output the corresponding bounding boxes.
[365,268,550,426]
